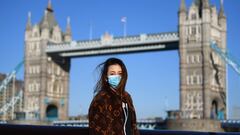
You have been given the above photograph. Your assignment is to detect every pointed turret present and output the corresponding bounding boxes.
[201,0,211,22]
[39,0,57,30]
[42,10,49,29]
[41,10,50,39]
[202,0,210,9]
[219,0,225,19]
[26,12,32,31]
[178,0,187,46]
[47,0,53,12]
[64,17,72,42]
[194,0,209,9]
[180,0,187,12]
[66,17,71,36]
[25,12,32,41]
[218,0,226,34]
[179,0,187,25]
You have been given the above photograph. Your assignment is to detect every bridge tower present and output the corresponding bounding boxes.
[179,0,227,119]
[24,1,71,121]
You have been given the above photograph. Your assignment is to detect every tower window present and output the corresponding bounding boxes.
[186,76,190,85]
[187,55,190,64]
[190,76,194,85]
[192,27,197,35]
[191,14,197,20]
[193,76,198,84]
[198,26,201,34]
[191,55,195,63]
[197,55,200,63]
[34,32,38,37]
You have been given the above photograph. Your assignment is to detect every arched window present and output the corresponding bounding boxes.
[210,100,218,119]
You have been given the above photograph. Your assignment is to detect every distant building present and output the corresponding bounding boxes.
[166,110,181,120]
[69,114,88,121]
[0,73,24,120]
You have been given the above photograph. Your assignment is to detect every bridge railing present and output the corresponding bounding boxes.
[53,119,165,130]
[0,124,238,135]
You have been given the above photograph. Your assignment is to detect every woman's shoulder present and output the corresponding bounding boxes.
[123,91,133,100]
[92,90,110,103]
[89,92,104,109]
[95,90,109,98]
[123,90,131,97]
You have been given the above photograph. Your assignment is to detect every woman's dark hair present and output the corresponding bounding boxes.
[94,58,128,95]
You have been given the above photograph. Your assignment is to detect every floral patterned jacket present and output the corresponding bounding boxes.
[89,88,140,135]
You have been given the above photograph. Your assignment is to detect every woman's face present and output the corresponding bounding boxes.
[107,64,122,76]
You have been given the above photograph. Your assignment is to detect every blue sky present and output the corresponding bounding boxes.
[0,0,239,119]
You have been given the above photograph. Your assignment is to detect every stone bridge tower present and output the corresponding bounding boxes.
[24,1,71,121]
[179,0,227,119]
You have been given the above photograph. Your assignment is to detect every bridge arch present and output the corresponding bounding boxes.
[211,100,218,119]
[46,104,58,121]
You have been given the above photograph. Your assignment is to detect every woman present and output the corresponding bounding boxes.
[89,58,139,135]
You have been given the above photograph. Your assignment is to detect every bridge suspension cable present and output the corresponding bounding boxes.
[0,90,23,114]
[211,42,240,76]
[0,61,24,94]
[0,60,24,117]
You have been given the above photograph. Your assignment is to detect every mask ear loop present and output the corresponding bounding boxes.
[105,76,109,83]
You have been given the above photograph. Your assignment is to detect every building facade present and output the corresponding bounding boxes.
[24,1,71,121]
[179,0,227,119]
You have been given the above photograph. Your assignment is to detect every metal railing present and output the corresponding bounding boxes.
[0,124,238,135]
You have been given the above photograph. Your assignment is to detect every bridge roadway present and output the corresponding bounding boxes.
[0,124,239,135]
[46,32,179,58]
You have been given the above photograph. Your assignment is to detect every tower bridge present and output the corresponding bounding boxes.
[24,0,227,122]
[1,0,238,132]
[23,0,228,130]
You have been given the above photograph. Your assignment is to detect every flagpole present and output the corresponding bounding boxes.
[123,20,127,37]
[121,17,127,37]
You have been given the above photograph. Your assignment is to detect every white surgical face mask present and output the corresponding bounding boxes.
[108,75,121,89]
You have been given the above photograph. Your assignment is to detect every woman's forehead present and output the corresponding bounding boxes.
[108,64,122,71]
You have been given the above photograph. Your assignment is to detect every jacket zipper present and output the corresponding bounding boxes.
[122,102,128,135]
